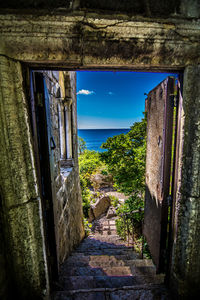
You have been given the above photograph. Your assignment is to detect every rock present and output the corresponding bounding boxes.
[90,173,113,190]
[92,196,111,219]
[106,206,117,219]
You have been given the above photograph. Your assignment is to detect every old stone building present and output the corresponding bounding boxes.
[0,0,199,299]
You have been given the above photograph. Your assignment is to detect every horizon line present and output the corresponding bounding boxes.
[78,127,130,130]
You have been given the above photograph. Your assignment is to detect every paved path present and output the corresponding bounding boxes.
[53,215,170,299]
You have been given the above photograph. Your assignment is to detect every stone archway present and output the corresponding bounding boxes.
[0,7,200,299]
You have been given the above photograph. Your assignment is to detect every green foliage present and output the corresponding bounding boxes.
[101,169,108,176]
[79,150,104,186]
[81,184,91,218]
[117,194,144,218]
[115,193,144,237]
[109,195,120,208]
[83,218,92,236]
[79,149,106,217]
[141,237,152,259]
[78,136,87,154]
[115,194,146,255]
[101,114,147,196]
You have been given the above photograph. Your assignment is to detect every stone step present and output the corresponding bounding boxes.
[62,266,133,276]
[85,238,128,246]
[73,248,136,255]
[61,255,153,269]
[73,249,137,257]
[77,251,136,257]
[89,257,154,268]
[61,275,163,290]
[92,231,118,236]
[93,225,117,229]
[89,234,124,240]
[76,239,131,250]
[53,284,170,300]
[75,244,134,250]
[61,255,145,270]
[61,264,157,277]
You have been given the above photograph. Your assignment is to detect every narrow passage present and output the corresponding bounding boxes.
[53,215,170,299]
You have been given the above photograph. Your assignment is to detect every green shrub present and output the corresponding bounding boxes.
[109,195,120,208]
[83,218,92,236]
[78,136,86,154]
[115,193,144,247]
[79,149,107,217]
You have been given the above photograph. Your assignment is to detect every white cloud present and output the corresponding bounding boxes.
[77,89,95,95]
[108,91,114,95]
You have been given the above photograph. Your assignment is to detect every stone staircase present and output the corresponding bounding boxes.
[53,215,170,299]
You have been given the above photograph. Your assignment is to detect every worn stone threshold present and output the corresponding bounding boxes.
[54,283,166,294]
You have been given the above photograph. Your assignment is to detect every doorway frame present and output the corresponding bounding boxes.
[0,10,199,298]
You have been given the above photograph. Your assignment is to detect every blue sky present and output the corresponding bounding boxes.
[77,71,176,129]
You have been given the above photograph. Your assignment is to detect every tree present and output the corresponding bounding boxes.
[101,115,147,246]
[100,114,147,196]
[78,136,87,154]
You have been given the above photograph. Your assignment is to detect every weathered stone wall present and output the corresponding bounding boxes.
[0,56,49,299]
[170,65,200,299]
[43,71,84,264]
[0,0,199,18]
[0,62,84,298]
[0,12,199,69]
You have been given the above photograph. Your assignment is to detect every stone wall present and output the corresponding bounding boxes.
[0,56,49,299]
[43,71,84,264]
[170,65,200,299]
[0,60,84,299]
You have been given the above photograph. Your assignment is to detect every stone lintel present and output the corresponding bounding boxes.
[0,13,199,68]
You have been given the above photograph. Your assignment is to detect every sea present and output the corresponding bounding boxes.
[78,128,130,152]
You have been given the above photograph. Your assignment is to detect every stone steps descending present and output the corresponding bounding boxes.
[53,214,170,299]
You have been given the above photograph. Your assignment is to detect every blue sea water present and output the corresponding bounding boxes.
[78,128,130,152]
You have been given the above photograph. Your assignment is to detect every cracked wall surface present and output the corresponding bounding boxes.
[0,12,199,69]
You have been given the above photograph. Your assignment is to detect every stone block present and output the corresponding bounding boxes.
[92,196,111,219]
[106,206,117,219]
[88,207,95,223]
